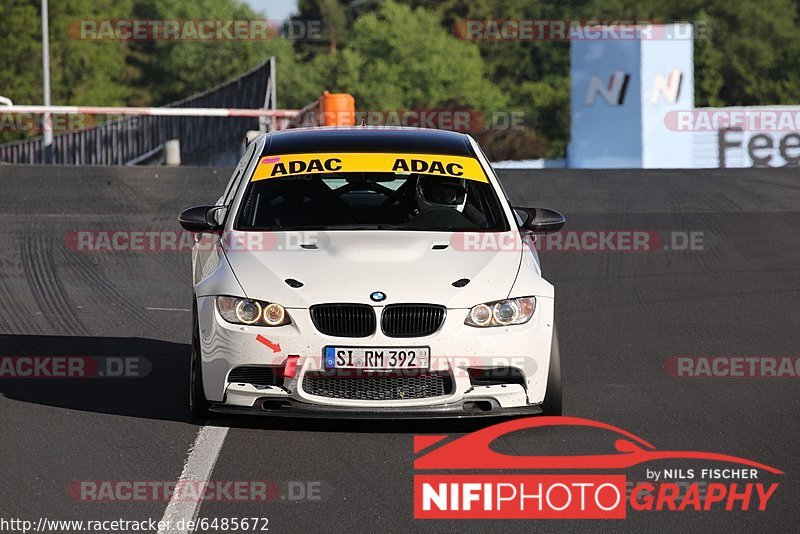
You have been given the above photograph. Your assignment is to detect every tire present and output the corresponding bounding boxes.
[189,301,210,420]
[540,326,562,415]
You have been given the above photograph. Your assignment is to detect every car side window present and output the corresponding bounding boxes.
[222,142,257,207]
[220,165,242,207]
[475,143,513,205]
[215,142,258,225]
[473,143,524,228]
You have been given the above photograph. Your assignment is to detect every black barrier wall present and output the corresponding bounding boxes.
[0,60,274,166]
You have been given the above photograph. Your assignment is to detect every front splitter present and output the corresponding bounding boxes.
[209,398,543,419]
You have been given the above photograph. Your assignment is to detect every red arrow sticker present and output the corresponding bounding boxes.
[256,334,281,353]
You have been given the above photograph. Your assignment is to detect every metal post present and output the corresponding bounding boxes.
[41,0,53,164]
[259,57,277,133]
[270,56,277,114]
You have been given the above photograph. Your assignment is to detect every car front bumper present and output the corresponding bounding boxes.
[209,398,543,418]
[196,295,555,416]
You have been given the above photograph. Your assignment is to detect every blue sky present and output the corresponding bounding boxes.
[245,0,298,20]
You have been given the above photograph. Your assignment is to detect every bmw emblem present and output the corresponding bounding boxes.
[370,291,386,302]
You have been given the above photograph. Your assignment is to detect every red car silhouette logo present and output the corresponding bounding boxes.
[414,416,783,474]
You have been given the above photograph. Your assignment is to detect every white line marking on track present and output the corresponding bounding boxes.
[158,425,229,534]
[147,307,192,312]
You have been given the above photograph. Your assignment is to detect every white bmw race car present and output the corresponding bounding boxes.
[179,127,565,418]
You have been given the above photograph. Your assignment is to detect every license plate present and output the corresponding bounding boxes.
[323,347,430,369]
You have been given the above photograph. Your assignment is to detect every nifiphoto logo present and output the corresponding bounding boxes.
[414,417,782,519]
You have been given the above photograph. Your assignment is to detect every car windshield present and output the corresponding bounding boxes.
[235,171,509,232]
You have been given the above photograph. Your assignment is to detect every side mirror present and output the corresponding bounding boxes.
[178,206,225,232]
[513,207,566,234]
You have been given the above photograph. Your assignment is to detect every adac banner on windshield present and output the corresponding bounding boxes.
[413,416,783,520]
[251,153,488,182]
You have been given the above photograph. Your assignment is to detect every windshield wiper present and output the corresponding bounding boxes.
[290,224,453,231]
[376,224,451,231]
[320,224,382,230]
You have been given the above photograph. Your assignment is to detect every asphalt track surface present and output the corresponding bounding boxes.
[1,164,799,532]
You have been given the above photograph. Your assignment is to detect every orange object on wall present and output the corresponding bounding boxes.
[319,91,355,126]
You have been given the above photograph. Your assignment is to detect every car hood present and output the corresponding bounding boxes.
[222,230,525,309]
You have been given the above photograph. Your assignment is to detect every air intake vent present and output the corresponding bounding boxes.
[227,366,281,386]
[302,371,452,400]
[381,304,446,338]
[310,304,376,337]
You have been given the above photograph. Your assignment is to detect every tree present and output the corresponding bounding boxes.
[329,1,505,111]
[0,0,43,108]
[0,0,133,142]
[0,0,133,106]
[52,0,135,105]
[690,0,800,106]
[390,0,576,156]
[129,0,301,105]
[3,0,799,155]
[693,10,724,107]
[293,0,350,54]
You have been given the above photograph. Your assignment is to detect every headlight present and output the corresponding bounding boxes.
[216,296,291,327]
[465,297,536,327]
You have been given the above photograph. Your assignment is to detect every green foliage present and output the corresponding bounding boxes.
[0,0,134,142]
[393,0,800,156]
[0,0,42,107]
[0,0,133,106]
[2,0,799,157]
[693,10,724,107]
[129,0,294,105]
[0,0,319,130]
[511,77,571,158]
[50,0,135,105]
[0,1,40,142]
[330,1,504,111]
[689,0,800,106]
